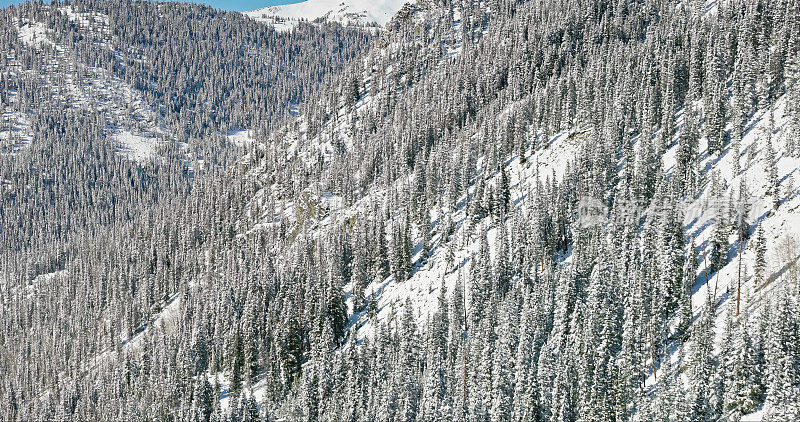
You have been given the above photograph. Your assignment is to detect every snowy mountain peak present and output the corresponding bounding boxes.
[244,0,410,30]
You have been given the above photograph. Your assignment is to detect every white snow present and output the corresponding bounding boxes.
[124,292,182,350]
[112,131,161,162]
[669,97,800,318]
[59,6,111,30]
[17,21,53,48]
[248,82,799,421]
[227,130,258,147]
[0,111,33,154]
[235,1,797,413]
[350,126,582,338]
[6,14,167,160]
[635,94,800,408]
[244,0,411,30]
[742,409,765,421]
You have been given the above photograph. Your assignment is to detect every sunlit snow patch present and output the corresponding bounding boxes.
[113,131,160,162]
[17,21,53,48]
[245,0,409,30]
[227,130,258,147]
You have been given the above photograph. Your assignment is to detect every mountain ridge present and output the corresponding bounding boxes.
[244,0,411,29]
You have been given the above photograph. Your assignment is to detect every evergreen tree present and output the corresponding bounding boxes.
[710,214,729,276]
[689,292,719,422]
[753,224,768,284]
[764,288,800,420]
[192,378,214,422]
[764,118,781,210]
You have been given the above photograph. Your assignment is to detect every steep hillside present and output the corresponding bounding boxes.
[231,0,800,419]
[0,2,372,419]
[0,0,371,251]
[2,0,800,421]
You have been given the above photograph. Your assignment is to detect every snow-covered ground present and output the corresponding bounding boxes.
[227,130,258,147]
[4,13,169,162]
[0,111,33,154]
[59,5,111,32]
[112,131,162,162]
[242,70,799,418]
[347,127,584,338]
[17,21,55,49]
[675,97,800,320]
[665,97,799,420]
[244,0,411,30]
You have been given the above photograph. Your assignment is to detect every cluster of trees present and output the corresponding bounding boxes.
[2,0,373,137]
[281,254,799,422]
[1,0,800,420]
[0,1,371,419]
[0,0,373,247]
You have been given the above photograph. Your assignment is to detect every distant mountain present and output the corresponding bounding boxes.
[245,0,410,29]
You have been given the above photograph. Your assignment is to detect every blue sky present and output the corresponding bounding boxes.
[0,0,302,12]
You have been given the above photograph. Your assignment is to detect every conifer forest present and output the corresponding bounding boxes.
[1,0,800,420]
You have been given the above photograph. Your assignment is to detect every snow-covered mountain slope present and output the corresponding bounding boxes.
[244,0,410,30]
[2,1,373,163]
[2,13,163,158]
[3,10,169,160]
[241,90,800,420]
[4,0,800,420]
[253,89,800,347]
[233,0,800,417]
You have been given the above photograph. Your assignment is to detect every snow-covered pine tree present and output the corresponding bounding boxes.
[764,286,800,419]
